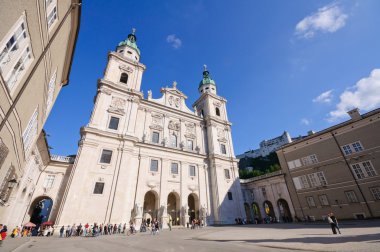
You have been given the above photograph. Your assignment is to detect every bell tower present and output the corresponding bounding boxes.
[87,28,146,136]
[193,65,244,224]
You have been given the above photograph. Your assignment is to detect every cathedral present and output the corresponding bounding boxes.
[55,30,244,228]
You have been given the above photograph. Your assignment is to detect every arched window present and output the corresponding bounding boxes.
[216,107,220,116]
[120,73,128,84]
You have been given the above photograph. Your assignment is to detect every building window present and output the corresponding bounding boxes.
[151,131,159,144]
[351,161,377,179]
[45,69,57,115]
[120,73,128,84]
[345,191,358,203]
[302,154,318,166]
[215,107,220,116]
[23,108,38,154]
[287,159,302,169]
[224,169,230,179]
[43,175,55,189]
[189,165,196,177]
[93,182,105,194]
[261,187,267,197]
[352,142,363,152]
[300,175,310,189]
[227,192,233,200]
[187,139,193,150]
[342,141,364,155]
[318,194,329,206]
[362,161,376,177]
[108,116,120,130]
[308,173,319,187]
[100,149,112,164]
[0,16,33,92]
[171,163,178,174]
[342,145,353,155]
[170,134,177,148]
[220,144,226,154]
[316,171,328,186]
[306,196,316,207]
[150,159,159,172]
[370,187,380,200]
[47,6,57,29]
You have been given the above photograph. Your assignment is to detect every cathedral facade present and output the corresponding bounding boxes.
[55,31,244,228]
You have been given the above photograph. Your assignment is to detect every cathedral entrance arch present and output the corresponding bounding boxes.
[28,196,53,226]
[244,203,252,223]
[167,192,180,226]
[263,201,275,219]
[278,198,292,222]
[143,191,159,223]
[187,193,199,222]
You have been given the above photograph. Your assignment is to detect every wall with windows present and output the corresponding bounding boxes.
[277,108,380,220]
[0,0,81,224]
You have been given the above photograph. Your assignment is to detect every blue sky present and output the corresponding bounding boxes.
[45,0,380,156]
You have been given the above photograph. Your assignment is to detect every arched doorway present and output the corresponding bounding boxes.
[252,202,261,220]
[167,192,180,225]
[188,193,199,222]
[244,203,252,223]
[278,199,292,222]
[143,191,158,224]
[29,196,53,226]
[263,201,275,219]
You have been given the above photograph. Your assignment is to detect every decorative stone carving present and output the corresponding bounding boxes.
[213,101,221,107]
[99,87,112,95]
[149,124,163,131]
[147,90,152,99]
[168,120,180,131]
[168,95,180,108]
[217,128,224,138]
[108,97,126,114]
[119,65,134,73]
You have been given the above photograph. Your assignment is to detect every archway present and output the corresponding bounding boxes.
[29,196,53,226]
[278,199,292,222]
[244,203,252,223]
[263,201,275,219]
[252,202,261,220]
[188,193,199,222]
[167,192,180,225]
[143,191,158,224]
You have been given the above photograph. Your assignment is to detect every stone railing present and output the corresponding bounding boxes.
[240,170,282,184]
[50,154,75,164]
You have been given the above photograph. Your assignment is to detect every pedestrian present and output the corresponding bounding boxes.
[0,224,8,245]
[327,214,337,234]
[168,215,172,231]
[66,225,70,237]
[330,212,341,234]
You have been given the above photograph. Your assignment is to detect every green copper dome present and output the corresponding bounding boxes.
[117,28,140,55]
[199,65,216,88]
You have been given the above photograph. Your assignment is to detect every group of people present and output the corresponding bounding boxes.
[1,225,53,238]
[59,223,128,237]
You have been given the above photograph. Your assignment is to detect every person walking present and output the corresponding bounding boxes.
[327,214,337,234]
[330,212,341,234]
[168,215,172,231]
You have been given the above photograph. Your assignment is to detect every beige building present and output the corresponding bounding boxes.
[240,170,295,223]
[277,108,380,221]
[54,30,245,228]
[0,0,81,227]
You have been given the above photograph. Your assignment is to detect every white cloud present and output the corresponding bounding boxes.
[166,34,182,49]
[295,3,348,39]
[301,118,311,126]
[313,90,333,103]
[327,69,380,121]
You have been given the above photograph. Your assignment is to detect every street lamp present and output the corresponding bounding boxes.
[7,178,18,188]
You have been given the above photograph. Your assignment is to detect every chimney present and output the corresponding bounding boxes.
[347,108,361,121]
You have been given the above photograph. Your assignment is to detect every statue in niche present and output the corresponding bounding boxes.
[147,90,152,99]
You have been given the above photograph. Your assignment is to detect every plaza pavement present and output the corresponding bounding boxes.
[1,220,379,252]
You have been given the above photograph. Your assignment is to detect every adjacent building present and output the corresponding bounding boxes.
[237,131,292,159]
[0,0,81,227]
[240,170,295,223]
[54,30,244,228]
[277,108,380,220]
